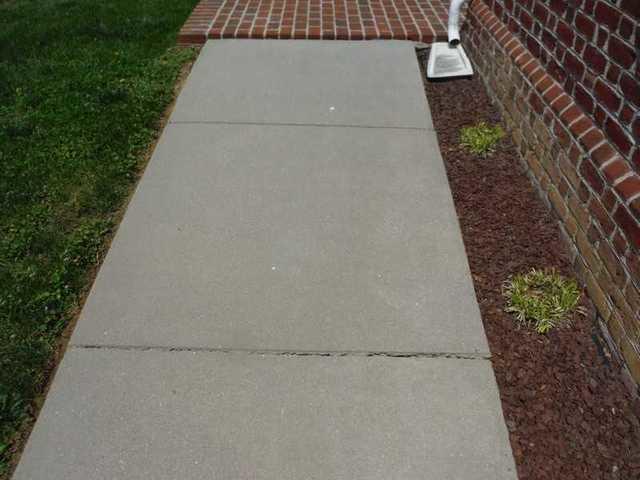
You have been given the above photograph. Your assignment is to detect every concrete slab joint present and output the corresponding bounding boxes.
[13,41,518,480]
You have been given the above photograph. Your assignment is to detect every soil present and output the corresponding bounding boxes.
[418,51,640,480]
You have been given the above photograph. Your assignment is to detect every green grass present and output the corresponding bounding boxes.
[503,269,584,334]
[460,121,505,157]
[0,0,197,473]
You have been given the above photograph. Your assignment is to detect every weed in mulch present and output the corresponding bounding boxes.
[418,50,640,480]
[504,269,584,334]
[460,121,505,157]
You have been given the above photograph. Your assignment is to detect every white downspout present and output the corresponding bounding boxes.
[448,0,467,46]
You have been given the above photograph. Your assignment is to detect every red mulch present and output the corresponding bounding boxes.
[419,52,640,480]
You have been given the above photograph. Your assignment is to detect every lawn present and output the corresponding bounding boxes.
[0,0,198,474]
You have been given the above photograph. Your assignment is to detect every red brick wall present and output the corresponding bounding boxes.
[463,0,640,389]
[483,0,639,168]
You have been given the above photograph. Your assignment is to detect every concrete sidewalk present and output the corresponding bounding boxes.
[14,41,517,479]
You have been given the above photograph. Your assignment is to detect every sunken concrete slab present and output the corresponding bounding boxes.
[169,40,432,129]
[70,124,488,355]
[13,349,517,480]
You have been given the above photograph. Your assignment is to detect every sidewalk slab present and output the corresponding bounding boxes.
[13,349,517,480]
[70,123,488,355]
[13,40,517,480]
[169,40,433,129]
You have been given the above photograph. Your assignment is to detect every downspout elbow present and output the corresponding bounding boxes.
[448,0,467,46]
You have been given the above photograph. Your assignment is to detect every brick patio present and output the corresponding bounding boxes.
[178,0,449,44]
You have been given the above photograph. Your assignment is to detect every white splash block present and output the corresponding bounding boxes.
[427,42,474,79]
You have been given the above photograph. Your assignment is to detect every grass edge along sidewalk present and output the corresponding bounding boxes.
[0,0,198,476]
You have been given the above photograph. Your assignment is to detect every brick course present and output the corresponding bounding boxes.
[178,0,449,44]
[464,0,640,388]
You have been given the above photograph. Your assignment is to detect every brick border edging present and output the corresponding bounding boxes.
[178,0,223,45]
[464,0,640,387]
[177,0,449,45]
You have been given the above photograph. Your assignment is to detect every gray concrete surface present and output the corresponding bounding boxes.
[13,40,517,480]
[70,123,488,355]
[13,349,516,480]
[170,40,433,129]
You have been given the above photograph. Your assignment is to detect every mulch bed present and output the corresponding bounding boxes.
[418,51,640,480]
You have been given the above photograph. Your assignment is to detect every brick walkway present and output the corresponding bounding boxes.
[178,0,449,45]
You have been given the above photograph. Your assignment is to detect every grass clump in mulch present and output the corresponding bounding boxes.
[504,269,584,334]
[460,121,504,156]
[0,0,198,475]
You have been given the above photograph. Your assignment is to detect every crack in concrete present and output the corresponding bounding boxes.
[70,344,490,360]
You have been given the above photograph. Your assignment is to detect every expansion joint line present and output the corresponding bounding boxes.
[169,119,431,131]
[70,344,491,360]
